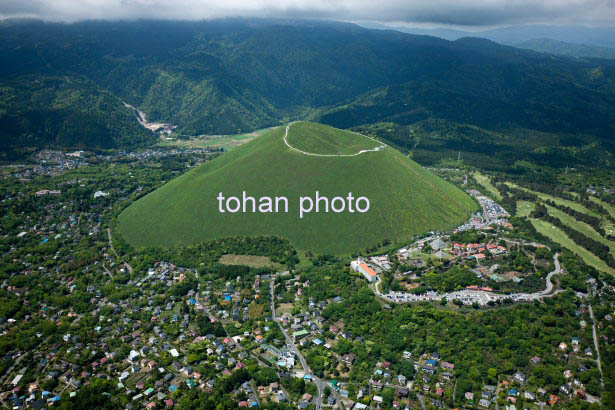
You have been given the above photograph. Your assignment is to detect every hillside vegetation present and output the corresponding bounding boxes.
[497,181,615,274]
[2,19,615,158]
[352,119,615,171]
[117,122,477,255]
[0,75,156,157]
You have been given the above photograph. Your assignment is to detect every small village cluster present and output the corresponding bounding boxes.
[3,148,217,184]
[350,192,541,306]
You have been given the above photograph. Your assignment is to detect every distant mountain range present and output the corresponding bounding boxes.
[358,22,615,59]
[513,38,615,60]
[1,18,615,158]
[357,22,615,48]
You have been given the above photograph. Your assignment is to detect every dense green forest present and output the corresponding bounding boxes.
[0,75,156,158]
[352,119,615,171]
[1,19,615,159]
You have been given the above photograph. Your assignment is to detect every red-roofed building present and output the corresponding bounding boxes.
[351,260,379,283]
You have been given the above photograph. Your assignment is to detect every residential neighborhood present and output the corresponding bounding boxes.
[0,147,613,410]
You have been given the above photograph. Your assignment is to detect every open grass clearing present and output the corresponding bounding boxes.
[285,121,382,155]
[276,303,294,316]
[590,196,615,219]
[530,218,615,274]
[544,204,615,253]
[516,201,535,217]
[474,172,501,200]
[506,182,599,217]
[218,254,281,269]
[157,127,273,150]
[118,123,477,255]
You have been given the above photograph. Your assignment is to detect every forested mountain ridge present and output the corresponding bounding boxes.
[1,18,615,155]
[0,74,156,158]
[513,38,615,60]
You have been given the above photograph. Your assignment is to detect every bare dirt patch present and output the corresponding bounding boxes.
[500,271,525,280]
[218,254,280,269]
[403,282,422,290]
[276,303,294,315]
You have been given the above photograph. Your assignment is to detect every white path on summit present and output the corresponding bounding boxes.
[283,121,387,157]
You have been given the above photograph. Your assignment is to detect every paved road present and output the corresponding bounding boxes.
[588,304,605,392]
[199,297,271,369]
[283,121,386,157]
[540,252,561,296]
[102,261,114,278]
[417,393,427,410]
[107,227,133,274]
[270,277,333,409]
[374,253,563,305]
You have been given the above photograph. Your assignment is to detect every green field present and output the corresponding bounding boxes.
[157,128,273,150]
[286,122,382,155]
[474,172,501,200]
[530,218,615,274]
[218,254,280,269]
[516,201,535,217]
[117,122,477,255]
[587,197,615,236]
[590,196,615,219]
[507,183,599,217]
[512,186,615,272]
[545,204,615,254]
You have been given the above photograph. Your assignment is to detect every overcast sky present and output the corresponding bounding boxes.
[1,0,614,27]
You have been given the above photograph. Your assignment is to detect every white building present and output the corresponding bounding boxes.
[430,238,448,250]
[94,191,110,198]
[351,259,379,283]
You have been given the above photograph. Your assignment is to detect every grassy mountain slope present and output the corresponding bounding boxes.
[117,122,477,255]
[0,75,156,157]
[285,122,381,155]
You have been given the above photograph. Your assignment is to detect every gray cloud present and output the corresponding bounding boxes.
[1,0,614,26]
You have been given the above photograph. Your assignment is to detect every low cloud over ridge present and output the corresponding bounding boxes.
[1,0,614,27]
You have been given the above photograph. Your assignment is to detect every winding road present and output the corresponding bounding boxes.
[540,253,562,296]
[283,121,386,157]
[588,304,605,393]
[270,276,334,409]
[374,253,564,305]
[107,227,134,274]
